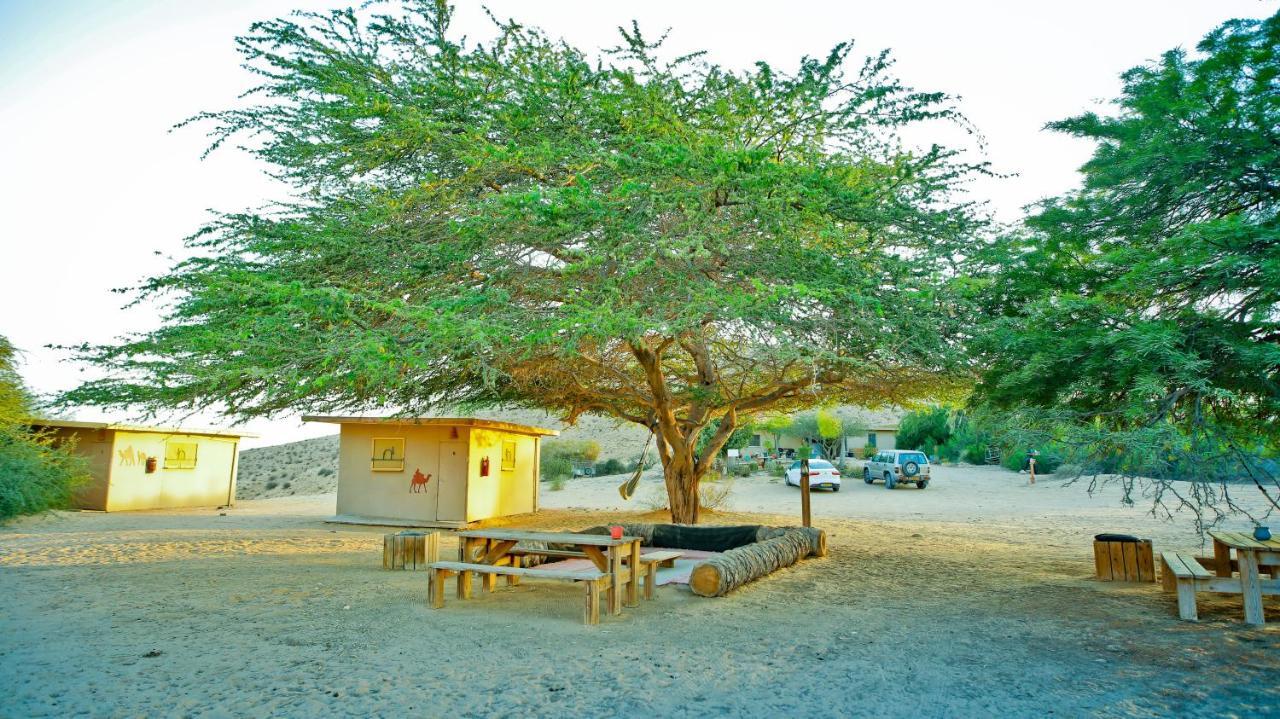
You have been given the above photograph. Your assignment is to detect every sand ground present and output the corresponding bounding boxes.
[2,466,1278,718]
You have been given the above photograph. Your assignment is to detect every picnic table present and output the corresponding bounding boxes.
[457,528,643,615]
[1208,530,1280,625]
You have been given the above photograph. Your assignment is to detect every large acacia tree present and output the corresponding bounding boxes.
[64,2,986,522]
[972,12,1280,519]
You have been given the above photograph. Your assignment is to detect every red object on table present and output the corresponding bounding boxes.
[609,525,624,540]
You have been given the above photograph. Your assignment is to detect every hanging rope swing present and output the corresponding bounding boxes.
[618,430,654,500]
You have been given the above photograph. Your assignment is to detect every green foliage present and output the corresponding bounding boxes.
[896,408,950,452]
[971,12,1280,506]
[542,440,601,463]
[59,1,988,523]
[594,458,626,476]
[540,455,574,484]
[0,337,91,521]
[696,418,754,458]
[789,407,867,460]
[999,448,1063,474]
[539,439,596,482]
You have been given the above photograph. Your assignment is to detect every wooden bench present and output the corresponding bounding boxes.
[1161,552,1214,620]
[428,561,609,625]
[635,551,682,600]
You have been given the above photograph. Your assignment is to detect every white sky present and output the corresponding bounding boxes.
[2,0,1276,448]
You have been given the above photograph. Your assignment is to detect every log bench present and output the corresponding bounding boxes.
[428,560,609,625]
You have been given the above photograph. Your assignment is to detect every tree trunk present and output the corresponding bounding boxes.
[664,461,701,524]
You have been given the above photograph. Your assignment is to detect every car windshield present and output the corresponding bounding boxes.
[790,460,834,469]
[897,452,928,464]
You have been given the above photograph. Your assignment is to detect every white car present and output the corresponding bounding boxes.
[783,459,842,492]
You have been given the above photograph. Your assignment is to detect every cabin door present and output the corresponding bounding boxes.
[436,442,467,522]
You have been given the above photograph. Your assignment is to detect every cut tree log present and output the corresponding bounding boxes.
[756,525,826,557]
[689,530,814,597]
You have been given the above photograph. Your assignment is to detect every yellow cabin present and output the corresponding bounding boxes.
[303,416,559,528]
[31,419,251,511]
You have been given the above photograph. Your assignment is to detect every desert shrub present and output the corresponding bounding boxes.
[265,481,279,490]
[542,439,601,463]
[629,451,657,471]
[549,475,566,491]
[540,455,573,483]
[732,462,753,478]
[860,446,875,459]
[0,337,91,522]
[699,476,735,510]
[641,476,734,511]
[0,425,91,521]
[594,458,626,476]
[282,482,291,489]
[317,468,334,477]
[769,462,787,477]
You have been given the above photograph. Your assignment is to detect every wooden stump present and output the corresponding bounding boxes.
[1093,538,1154,582]
[383,530,439,570]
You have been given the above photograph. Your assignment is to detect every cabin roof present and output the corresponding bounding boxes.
[302,415,560,437]
[28,418,255,439]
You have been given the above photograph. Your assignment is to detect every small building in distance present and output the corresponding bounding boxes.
[743,408,904,460]
[30,419,252,511]
[303,416,559,528]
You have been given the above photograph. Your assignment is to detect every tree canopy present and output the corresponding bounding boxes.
[971,12,1280,517]
[61,1,988,522]
[788,407,867,460]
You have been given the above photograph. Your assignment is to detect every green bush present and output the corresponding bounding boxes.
[542,439,601,462]
[896,408,951,451]
[540,455,573,483]
[732,462,753,477]
[1000,448,1063,474]
[0,426,91,521]
[960,437,992,464]
[594,458,626,476]
[0,337,92,522]
[629,452,657,472]
[769,462,787,477]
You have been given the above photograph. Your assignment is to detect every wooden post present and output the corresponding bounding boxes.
[1239,550,1265,626]
[800,457,811,528]
[626,540,641,608]
[1213,537,1233,578]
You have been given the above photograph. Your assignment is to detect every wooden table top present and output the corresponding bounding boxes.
[457,528,640,547]
[1209,530,1280,552]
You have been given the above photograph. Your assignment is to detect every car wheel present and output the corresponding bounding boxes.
[863,468,873,484]
[885,473,896,490]
[833,485,840,492]
[917,480,929,489]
